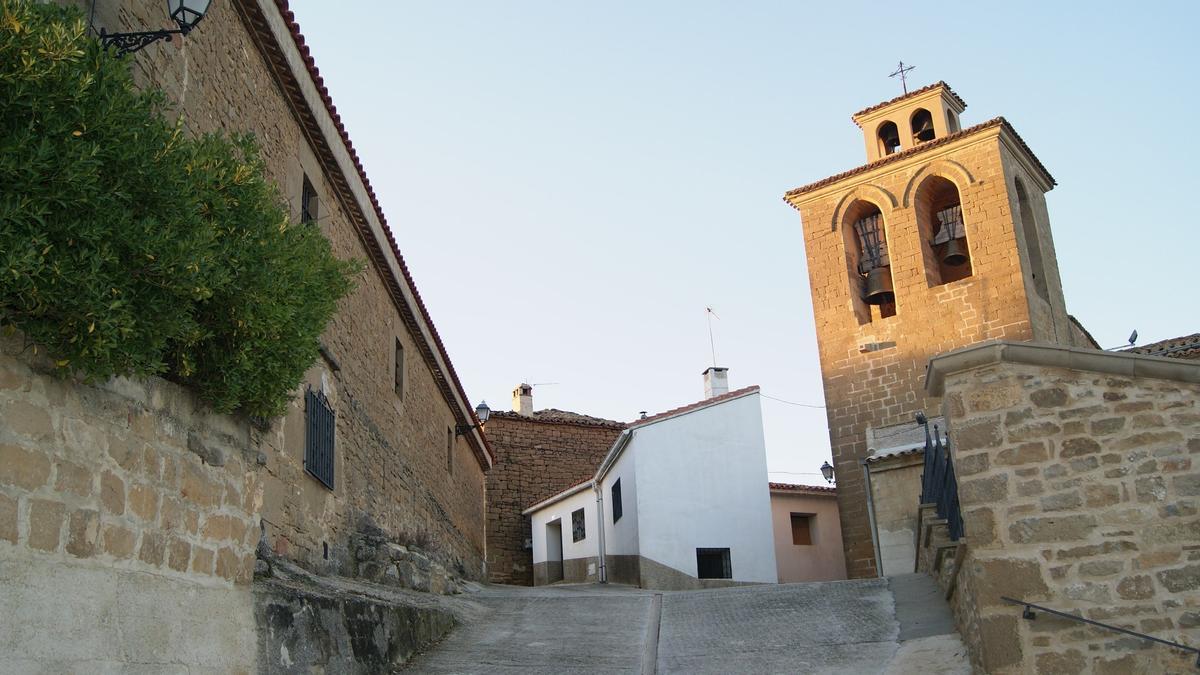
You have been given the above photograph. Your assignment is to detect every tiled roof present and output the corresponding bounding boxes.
[783,117,1056,204]
[627,386,761,429]
[1068,315,1101,349]
[852,81,967,120]
[1123,333,1200,360]
[488,409,627,429]
[768,482,837,495]
[258,2,493,466]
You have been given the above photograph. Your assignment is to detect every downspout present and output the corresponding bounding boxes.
[861,458,884,578]
[594,483,607,583]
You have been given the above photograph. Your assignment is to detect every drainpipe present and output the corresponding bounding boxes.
[594,483,607,583]
[861,458,884,578]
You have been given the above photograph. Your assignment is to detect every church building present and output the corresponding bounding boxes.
[783,81,1095,578]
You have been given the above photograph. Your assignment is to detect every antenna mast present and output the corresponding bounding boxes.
[706,307,720,367]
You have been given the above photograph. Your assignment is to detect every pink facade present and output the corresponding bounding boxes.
[769,484,847,583]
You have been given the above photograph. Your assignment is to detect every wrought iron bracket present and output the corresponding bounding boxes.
[99,27,185,57]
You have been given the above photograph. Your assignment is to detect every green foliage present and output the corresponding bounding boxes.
[0,0,360,417]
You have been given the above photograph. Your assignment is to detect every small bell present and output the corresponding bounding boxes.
[863,267,895,305]
[941,238,969,266]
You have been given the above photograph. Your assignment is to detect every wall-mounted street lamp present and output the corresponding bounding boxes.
[820,461,836,484]
[98,0,213,56]
[455,401,491,437]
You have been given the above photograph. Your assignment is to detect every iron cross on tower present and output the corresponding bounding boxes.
[889,61,915,94]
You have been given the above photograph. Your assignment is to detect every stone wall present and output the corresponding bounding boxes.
[0,337,263,671]
[927,341,1200,673]
[483,412,623,585]
[76,0,491,579]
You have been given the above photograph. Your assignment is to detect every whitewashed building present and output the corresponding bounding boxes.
[524,369,778,590]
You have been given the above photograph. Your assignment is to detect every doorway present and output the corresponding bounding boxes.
[546,519,564,583]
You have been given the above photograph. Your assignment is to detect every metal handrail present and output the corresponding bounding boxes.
[1002,597,1200,668]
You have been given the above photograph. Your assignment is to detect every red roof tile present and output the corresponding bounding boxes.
[1124,333,1200,360]
[267,2,493,466]
[783,117,1055,204]
[769,482,837,495]
[627,385,761,429]
[852,81,967,120]
[488,409,627,429]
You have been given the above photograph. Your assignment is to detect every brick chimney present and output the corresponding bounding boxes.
[702,367,729,399]
[512,383,533,416]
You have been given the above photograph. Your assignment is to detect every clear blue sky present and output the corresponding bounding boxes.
[288,1,1200,485]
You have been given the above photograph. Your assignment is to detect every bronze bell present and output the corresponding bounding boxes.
[863,266,895,305]
[941,238,969,266]
[880,128,900,152]
[913,118,935,142]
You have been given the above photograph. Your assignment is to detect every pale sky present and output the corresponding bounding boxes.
[287,1,1200,486]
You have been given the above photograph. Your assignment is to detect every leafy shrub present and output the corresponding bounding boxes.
[0,1,360,417]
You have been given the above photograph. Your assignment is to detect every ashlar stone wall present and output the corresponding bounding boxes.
[929,342,1200,674]
[0,336,263,671]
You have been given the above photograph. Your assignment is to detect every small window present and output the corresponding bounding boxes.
[446,427,454,474]
[791,513,813,545]
[394,339,404,398]
[304,388,335,490]
[612,479,623,523]
[571,508,586,542]
[301,174,319,225]
[696,548,732,579]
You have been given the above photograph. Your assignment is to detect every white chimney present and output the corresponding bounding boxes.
[512,383,533,416]
[703,367,729,399]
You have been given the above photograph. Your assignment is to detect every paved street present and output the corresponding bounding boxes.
[405,574,970,674]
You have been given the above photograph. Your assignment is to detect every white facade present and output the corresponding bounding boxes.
[525,388,777,588]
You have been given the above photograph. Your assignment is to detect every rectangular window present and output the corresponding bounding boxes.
[301,174,319,225]
[571,508,586,542]
[611,479,623,523]
[304,388,335,490]
[394,339,404,398]
[446,427,454,474]
[696,548,732,579]
[791,513,814,545]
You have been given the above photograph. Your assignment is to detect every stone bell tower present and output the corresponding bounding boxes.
[783,81,1086,579]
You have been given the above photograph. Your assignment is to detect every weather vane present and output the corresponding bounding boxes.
[889,61,915,94]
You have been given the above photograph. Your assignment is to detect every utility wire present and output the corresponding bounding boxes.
[760,393,825,409]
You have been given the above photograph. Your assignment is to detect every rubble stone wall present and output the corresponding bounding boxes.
[483,414,622,585]
[929,342,1200,673]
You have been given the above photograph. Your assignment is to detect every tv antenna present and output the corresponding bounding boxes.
[706,307,720,368]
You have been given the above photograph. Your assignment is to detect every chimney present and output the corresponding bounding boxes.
[512,383,533,416]
[702,367,729,399]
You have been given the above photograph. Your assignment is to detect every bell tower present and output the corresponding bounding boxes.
[784,81,1087,579]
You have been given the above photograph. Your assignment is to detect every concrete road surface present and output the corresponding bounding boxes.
[405,574,970,674]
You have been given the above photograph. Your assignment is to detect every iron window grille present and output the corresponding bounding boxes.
[571,508,586,542]
[304,388,335,490]
[301,175,319,225]
[394,339,405,398]
[696,548,732,579]
[854,213,890,275]
[611,479,623,523]
[931,204,965,245]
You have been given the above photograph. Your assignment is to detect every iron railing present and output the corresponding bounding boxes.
[919,416,964,540]
[1002,597,1200,668]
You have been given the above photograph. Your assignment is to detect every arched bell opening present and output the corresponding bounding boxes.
[945,108,960,134]
[1015,177,1050,301]
[842,200,896,322]
[911,108,935,143]
[914,175,972,286]
[877,121,901,156]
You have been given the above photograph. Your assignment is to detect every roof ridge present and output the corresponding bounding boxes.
[628,385,761,429]
[769,482,837,493]
[852,81,966,120]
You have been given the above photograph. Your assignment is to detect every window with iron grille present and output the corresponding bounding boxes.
[446,427,454,475]
[571,508,585,542]
[301,174,319,225]
[696,548,732,579]
[611,479,623,523]
[304,388,335,490]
